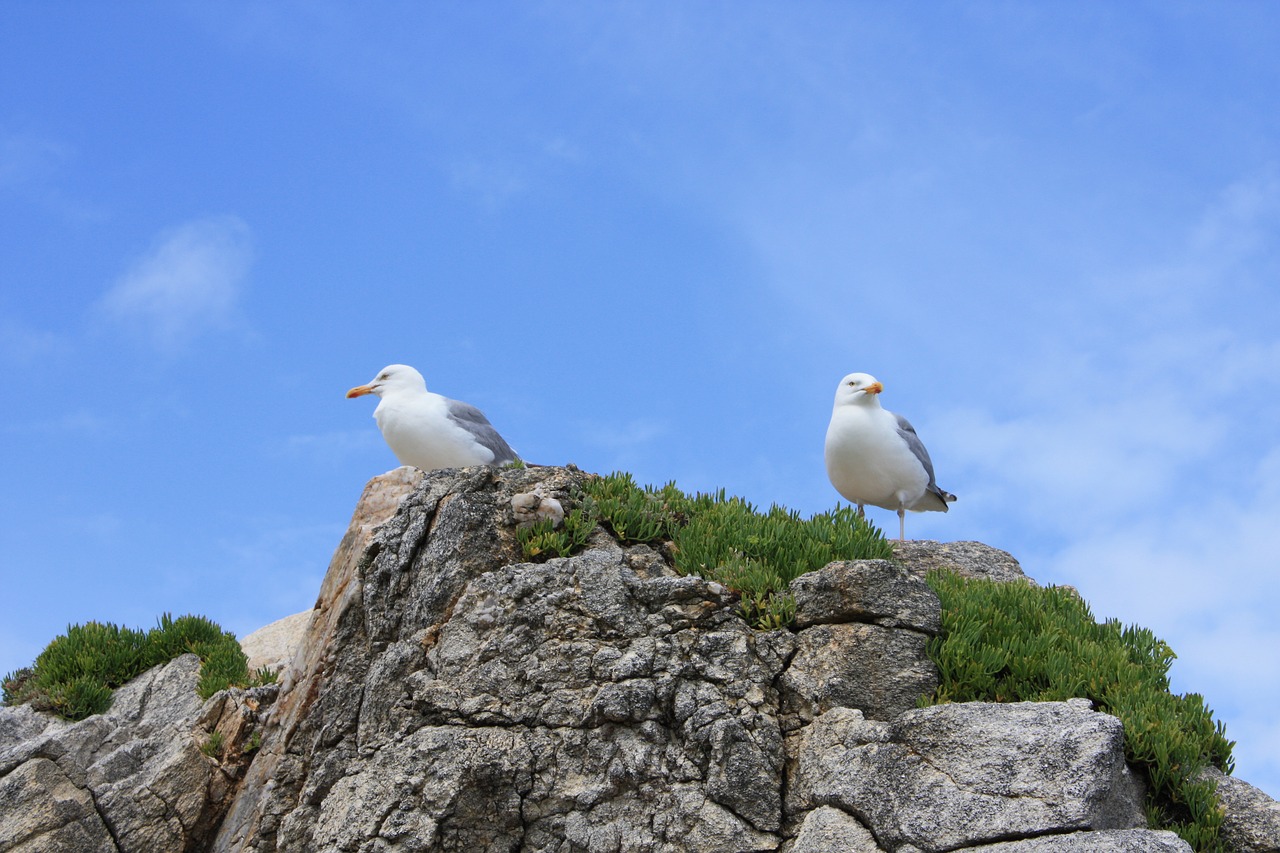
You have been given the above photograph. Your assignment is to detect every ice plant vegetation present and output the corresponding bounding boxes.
[924,570,1234,853]
[518,471,894,627]
[2,613,256,721]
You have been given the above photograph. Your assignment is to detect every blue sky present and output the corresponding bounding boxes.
[3,2,1279,796]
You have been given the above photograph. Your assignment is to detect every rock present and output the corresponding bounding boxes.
[788,700,1147,852]
[0,757,116,852]
[240,610,311,676]
[217,465,793,850]
[0,653,275,853]
[784,806,882,852]
[789,558,942,633]
[781,621,939,724]
[1202,766,1280,852]
[893,539,1032,585]
[4,466,1267,852]
[966,829,1193,851]
[782,559,941,724]
[511,487,566,528]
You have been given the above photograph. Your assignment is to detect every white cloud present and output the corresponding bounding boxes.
[99,216,253,353]
[2,410,112,437]
[0,317,67,364]
[281,429,380,462]
[923,169,1280,795]
[0,129,70,188]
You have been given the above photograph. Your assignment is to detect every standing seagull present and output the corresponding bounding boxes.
[346,364,520,470]
[824,372,956,541]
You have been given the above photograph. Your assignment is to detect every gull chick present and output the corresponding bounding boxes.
[824,372,955,541]
[347,364,519,470]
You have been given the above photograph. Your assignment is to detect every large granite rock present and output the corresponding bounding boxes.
[0,654,275,853]
[2,466,1270,852]
[1203,767,1280,852]
[788,701,1149,852]
[892,539,1032,585]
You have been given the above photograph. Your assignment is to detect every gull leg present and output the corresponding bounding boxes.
[898,508,906,542]
[855,504,865,519]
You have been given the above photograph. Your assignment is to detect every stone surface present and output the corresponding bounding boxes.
[966,829,1193,851]
[784,806,882,852]
[216,465,791,851]
[240,610,312,675]
[0,653,276,853]
[1203,766,1280,852]
[790,558,941,633]
[5,466,1269,852]
[788,701,1147,852]
[0,757,116,852]
[781,621,939,724]
[892,539,1032,585]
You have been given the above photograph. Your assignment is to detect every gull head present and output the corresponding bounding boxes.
[833,372,884,407]
[346,364,428,399]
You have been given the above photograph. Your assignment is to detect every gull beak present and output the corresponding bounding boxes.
[346,384,374,398]
[865,381,884,395]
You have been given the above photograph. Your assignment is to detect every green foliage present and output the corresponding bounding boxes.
[924,570,1234,852]
[518,472,893,628]
[253,665,279,685]
[516,500,597,559]
[243,729,262,754]
[2,613,252,721]
[200,730,225,759]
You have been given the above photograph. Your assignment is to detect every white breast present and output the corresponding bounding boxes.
[824,405,929,511]
[374,393,494,469]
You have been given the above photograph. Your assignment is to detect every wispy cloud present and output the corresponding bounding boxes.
[448,157,530,212]
[0,129,70,188]
[923,170,1280,790]
[2,409,113,437]
[98,216,254,354]
[281,429,380,463]
[0,317,68,365]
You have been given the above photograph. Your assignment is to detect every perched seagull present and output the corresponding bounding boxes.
[346,364,519,470]
[824,372,956,542]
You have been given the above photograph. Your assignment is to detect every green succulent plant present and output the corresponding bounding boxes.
[924,570,1234,852]
[2,613,265,721]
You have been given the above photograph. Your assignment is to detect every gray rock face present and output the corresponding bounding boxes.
[788,701,1147,852]
[1203,767,1280,852]
[0,654,275,853]
[790,558,942,633]
[217,466,791,851]
[780,621,938,724]
[966,830,1193,851]
[783,806,882,852]
[892,539,1032,585]
[3,466,1267,852]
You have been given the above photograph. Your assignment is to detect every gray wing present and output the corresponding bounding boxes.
[446,398,520,465]
[894,413,956,510]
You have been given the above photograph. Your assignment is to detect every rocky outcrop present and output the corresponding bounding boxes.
[1202,767,1280,853]
[891,540,1032,585]
[788,702,1145,851]
[2,465,1276,852]
[0,654,274,852]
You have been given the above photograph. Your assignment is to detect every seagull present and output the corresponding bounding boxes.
[346,364,519,470]
[824,372,955,541]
